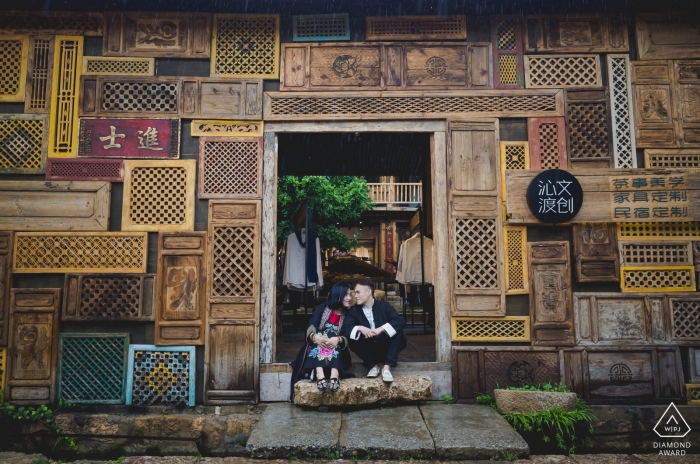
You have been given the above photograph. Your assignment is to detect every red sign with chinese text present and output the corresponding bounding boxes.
[78,118,180,159]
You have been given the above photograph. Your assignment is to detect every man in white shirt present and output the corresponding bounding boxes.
[341,278,407,383]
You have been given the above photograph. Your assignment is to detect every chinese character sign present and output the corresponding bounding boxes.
[78,118,180,159]
[526,170,583,223]
[610,174,690,221]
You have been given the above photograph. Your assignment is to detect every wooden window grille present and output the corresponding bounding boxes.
[504,227,528,295]
[49,36,83,157]
[619,242,692,266]
[499,142,529,203]
[0,12,102,35]
[62,274,155,321]
[212,14,280,79]
[620,266,696,292]
[82,57,154,76]
[527,117,568,169]
[671,299,700,340]
[293,14,350,41]
[199,137,262,199]
[122,161,196,232]
[212,225,256,298]
[365,16,467,41]
[525,55,602,89]
[102,81,179,114]
[25,36,53,113]
[492,17,523,89]
[0,35,27,102]
[644,150,700,168]
[617,222,700,240]
[57,334,129,404]
[454,218,499,290]
[45,158,123,182]
[0,114,48,174]
[607,55,637,168]
[13,232,147,273]
[191,120,263,137]
[687,384,700,405]
[565,89,611,163]
[126,345,195,406]
[452,317,530,342]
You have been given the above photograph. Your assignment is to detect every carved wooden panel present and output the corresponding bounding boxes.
[78,118,180,159]
[7,288,60,404]
[198,137,262,199]
[122,160,196,232]
[636,14,700,60]
[0,35,28,102]
[527,117,568,169]
[212,14,279,79]
[205,200,261,404]
[103,12,210,58]
[366,16,467,41]
[573,223,619,283]
[631,60,676,148]
[620,266,696,292]
[690,347,700,382]
[264,89,563,121]
[48,36,83,158]
[675,60,700,147]
[525,55,602,89]
[80,76,263,120]
[13,232,147,274]
[126,344,195,406]
[0,181,110,231]
[523,15,628,53]
[46,158,124,182]
[565,88,612,168]
[451,316,530,342]
[528,241,574,346]
[280,42,493,91]
[0,114,48,174]
[156,232,207,346]
[645,149,700,168]
[619,241,692,267]
[0,12,102,36]
[452,347,561,402]
[191,120,263,137]
[607,55,637,168]
[504,226,528,295]
[63,274,155,321]
[0,233,12,347]
[82,57,154,76]
[292,14,349,41]
[618,222,700,240]
[491,16,523,89]
[25,36,54,113]
[562,347,684,404]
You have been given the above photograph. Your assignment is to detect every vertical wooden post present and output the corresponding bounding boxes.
[260,131,278,364]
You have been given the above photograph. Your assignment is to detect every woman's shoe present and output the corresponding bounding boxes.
[317,377,328,391]
[329,378,340,392]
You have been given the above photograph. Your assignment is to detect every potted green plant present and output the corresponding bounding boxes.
[493,382,577,414]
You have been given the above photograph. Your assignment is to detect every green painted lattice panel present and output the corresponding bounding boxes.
[57,334,129,404]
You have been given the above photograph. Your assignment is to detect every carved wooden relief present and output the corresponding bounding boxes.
[607,55,637,168]
[503,226,528,295]
[48,36,83,158]
[205,200,261,404]
[0,181,110,231]
[46,158,124,182]
[523,15,628,53]
[366,16,467,41]
[212,14,280,79]
[525,55,602,89]
[82,57,154,76]
[562,346,684,404]
[103,12,210,58]
[0,35,28,102]
[565,88,612,168]
[63,274,155,321]
[694,241,700,271]
[528,242,574,346]
[80,76,263,120]
[0,233,12,346]
[78,118,180,159]
[0,12,102,36]
[573,223,619,283]
[156,233,207,345]
[191,120,263,137]
[676,60,700,146]
[636,14,700,60]
[0,114,48,174]
[25,36,54,113]
[198,137,262,199]
[451,316,530,342]
[632,60,677,147]
[293,14,350,42]
[7,288,60,404]
[491,16,523,89]
[527,117,568,169]
[280,42,493,91]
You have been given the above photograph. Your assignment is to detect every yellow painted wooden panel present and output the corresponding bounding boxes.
[504,226,528,295]
[48,36,83,157]
[191,120,264,137]
[82,56,154,76]
[212,14,280,79]
[451,316,530,342]
[0,35,28,102]
[620,265,696,292]
[500,141,529,209]
[617,222,700,240]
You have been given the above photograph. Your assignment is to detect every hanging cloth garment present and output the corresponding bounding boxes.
[354,246,370,259]
[283,228,324,290]
[396,233,435,285]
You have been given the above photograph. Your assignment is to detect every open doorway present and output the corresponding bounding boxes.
[274,132,437,364]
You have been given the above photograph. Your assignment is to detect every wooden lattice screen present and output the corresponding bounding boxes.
[620,266,696,292]
[82,57,154,76]
[644,150,700,168]
[565,88,612,168]
[617,222,700,240]
[63,274,155,321]
[671,296,700,342]
[525,55,602,89]
[687,385,700,404]
[500,142,529,202]
[0,114,48,174]
[527,117,568,169]
[212,14,280,79]
[451,317,530,342]
[0,35,28,102]
[293,14,350,41]
[607,55,637,168]
[198,137,262,199]
[365,15,467,41]
[25,36,53,113]
[46,158,124,182]
[503,226,528,295]
[619,242,693,266]
[0,12,103,35]
[126,345,195,406]
[49,36,83,157]
[491,16,523,89]
[0,232,12,346]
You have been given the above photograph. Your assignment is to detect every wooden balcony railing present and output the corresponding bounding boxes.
[367,182,422,205]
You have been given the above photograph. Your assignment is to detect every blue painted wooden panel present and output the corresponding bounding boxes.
[126,344,196,406]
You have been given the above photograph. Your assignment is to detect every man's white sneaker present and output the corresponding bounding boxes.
[382,370,393,383]
[367,366,381,378]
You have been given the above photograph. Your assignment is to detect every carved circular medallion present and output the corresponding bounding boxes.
[425,56,447,77]
[508,360,535,384]
[332,55,358,78]
[609,363,633,386]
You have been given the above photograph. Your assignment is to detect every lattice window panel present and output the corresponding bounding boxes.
[212,14,280,79]
[492,17,523,89]
[617,223,700,240]
[687,384,700,405]
[49,36,83,157]
[199,138,262,199]
[101,82,179,113]
[71,275,154,321]
[0,35,27,102]
[525,55,601,89]
[539,123,562,167]
[293,14,350,41]
[126,345,195,406]
[0,115,48,174]
[501,142,528,170]
[366,16,467,41]
[504,227,528,295]
[454,218,499,290]
[645,152,700,168]
[57,334,128,404]
[46,159,123,181]
[499,55,518,85]
[567,100,611,160]
[83,57,154,76]
[619,243,692,266]
[607,55,637,168]
[13,232,147,273]
[620,266,696,292]
[212,226,256,298]
[527,118,568,170]
[25,37,53,113]
[266,93,560,120]
[672,299,700,340]
[0,12,102,35]
[122,161,195,231]
[452,317,530,342]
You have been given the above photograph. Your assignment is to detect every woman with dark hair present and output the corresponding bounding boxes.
[289,282,353,399]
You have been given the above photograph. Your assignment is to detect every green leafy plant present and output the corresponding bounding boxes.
[111,457,127,464]
[324,448,341,460]
[31,459,49,464]
[440,394,454,404]
[499,382,569,393]
[289,453,299,461]
[490,451,518,461]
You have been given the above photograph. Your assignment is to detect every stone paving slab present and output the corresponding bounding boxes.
[339,406,435,459]
[420,403,529,460]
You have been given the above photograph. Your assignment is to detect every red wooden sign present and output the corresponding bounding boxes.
[78,118,180,159]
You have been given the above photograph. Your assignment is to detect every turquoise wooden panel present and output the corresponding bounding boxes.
[126,344,196,406]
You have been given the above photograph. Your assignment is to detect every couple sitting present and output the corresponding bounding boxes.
[290,278,407,396]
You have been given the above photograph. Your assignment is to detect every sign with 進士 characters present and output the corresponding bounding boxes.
[507,169,700,224]
[78,118,180,159]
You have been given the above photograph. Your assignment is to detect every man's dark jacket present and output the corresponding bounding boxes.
[340,300,408,349]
